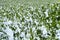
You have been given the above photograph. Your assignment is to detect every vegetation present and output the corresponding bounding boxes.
[0,0,60,40]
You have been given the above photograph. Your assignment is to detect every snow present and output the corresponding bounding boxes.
[56,29,60,40]
[4,27,14,40]
[3,21,12,25]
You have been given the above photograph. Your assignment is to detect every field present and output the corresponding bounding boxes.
[0,0,58,7]
[0,0,60,40]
